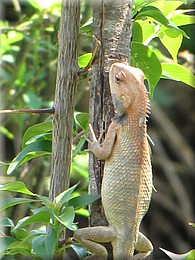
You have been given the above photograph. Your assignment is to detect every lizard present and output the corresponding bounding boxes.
[74,63,153,259]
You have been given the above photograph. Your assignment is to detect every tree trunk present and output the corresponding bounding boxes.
[50,0,80,199]
[49,1,80,258]
[89,0,132,258]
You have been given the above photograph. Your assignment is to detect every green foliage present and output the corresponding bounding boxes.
[0,181,99,259]
[6,112,88,174]
[132,0,195,96]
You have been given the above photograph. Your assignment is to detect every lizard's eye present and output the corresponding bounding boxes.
[115,71,126,83]
[115,74,120,83]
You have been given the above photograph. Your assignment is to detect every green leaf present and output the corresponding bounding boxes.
[22,121,52,148]
[7,140,52,175]
[0,181,34,196]
[75,112,89,131]
[72,136,86,157]
[0,237,17,253]
[189,222,195,228]
[135,6,188,38]
[54,183,78,205]
[68,194,100,210]
[0,198,36,212]
[162,63,195,88]
[134,19,156,44]
[0,126,14,140]
[78,53,92,69]
[159,28,183,62]
[11,228,29,240]
[32,229,57,260]
[132,21,143,43]
[131,42,162,97]
[160,248,195,260]
[55,206,76,231]
[80,17,93,34]
[36,194,53,207]
[150,0,186,16]
[13,211,51,231]
[135,6,169,26]
[4,239,32,256]
[169,11,195,26]
[0,217,14,228]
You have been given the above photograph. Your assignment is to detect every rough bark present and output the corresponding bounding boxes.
[89,0,132,258]
[50,0,80,200]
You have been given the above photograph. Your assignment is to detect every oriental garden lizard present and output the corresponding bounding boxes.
[74,63,153,259]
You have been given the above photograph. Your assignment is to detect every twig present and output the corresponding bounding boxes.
[78,36,100,75]
[72,129,85,144]
[0,108,55,114]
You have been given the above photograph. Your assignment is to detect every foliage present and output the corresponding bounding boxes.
[0,181,99,259]
[132,0,195,96]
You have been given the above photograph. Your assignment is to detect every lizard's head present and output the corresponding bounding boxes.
[109,63,147,116]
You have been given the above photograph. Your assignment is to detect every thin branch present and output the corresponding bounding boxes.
[0,108,55,114]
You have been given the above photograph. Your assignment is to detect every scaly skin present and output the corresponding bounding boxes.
[74,63,153,259]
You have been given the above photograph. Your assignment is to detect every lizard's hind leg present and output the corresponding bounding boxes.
[74,226,116,259]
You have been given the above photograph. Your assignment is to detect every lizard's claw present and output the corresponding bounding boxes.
[88,124,98,142]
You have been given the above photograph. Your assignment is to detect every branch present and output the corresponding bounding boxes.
[0,108,54,114]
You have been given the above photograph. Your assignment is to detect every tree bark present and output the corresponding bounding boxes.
[50,0,80,200]
[89,0,132,258]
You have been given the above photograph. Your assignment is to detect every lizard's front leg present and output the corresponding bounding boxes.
[74,226,116,259]
[88,122,119,160]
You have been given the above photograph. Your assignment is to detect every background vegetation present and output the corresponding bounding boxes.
[0,0,195,259]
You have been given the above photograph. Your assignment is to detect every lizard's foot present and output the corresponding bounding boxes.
[133,232,153,260]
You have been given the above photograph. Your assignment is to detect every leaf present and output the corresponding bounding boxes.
[35,194,53,207]
[78,53,92,69]
[189,222,195,228]
[54,183,78,205]
[0,181,34,196]
[134,19,156,44]
[0,198,36,212]
[55,206,76,231]
[132,21,143,43]
[75,112,89,131]
[162,63,195,88]
[7,140,52,175]
[131,42,162,97]
[72,136,86,157]
[68,194,100,210]
[159,28,183,62]
[149,0,186,16]
[135,6,169,26]
[0,126,14,140]
[22,121,52,148]
[80,17,93,34]
[12,211,51,231]
[160,248,195,260]
[2,240,32,256]
[11,228,29,240]
[0,218,14,228]
[135,6,188,38]
[169,11,195,26]
[32,229,57,260]
[0,237,17,253]
[71,244,88,259]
